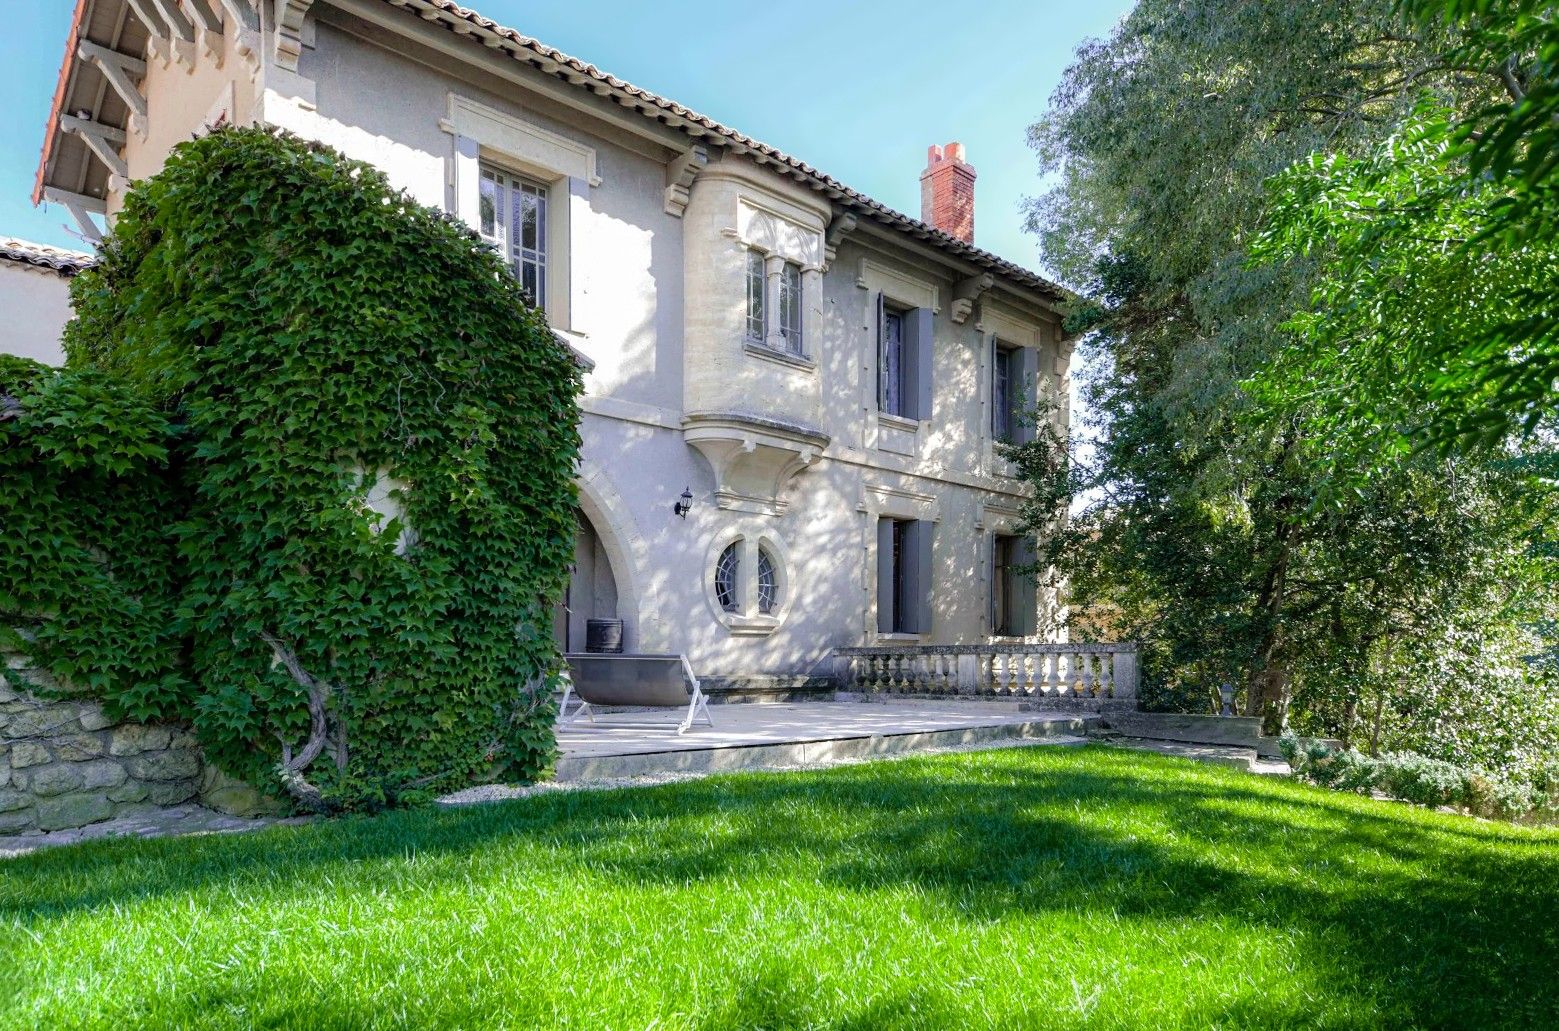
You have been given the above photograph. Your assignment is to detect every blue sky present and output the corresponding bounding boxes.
[2,1,1130,273]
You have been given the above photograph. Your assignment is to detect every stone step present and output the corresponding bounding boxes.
[552,715,1098,783]
[1102,735,1292,775]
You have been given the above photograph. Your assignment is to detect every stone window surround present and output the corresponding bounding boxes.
[701,527,792,637]
[443,92,596,330]
[980,303,1062,474]
[859,483,939,643]
[858,257,939,454]
[732,196,823,367]
[977,502,1040,641]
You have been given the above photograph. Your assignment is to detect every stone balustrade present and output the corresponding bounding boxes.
[834,643,1138,703]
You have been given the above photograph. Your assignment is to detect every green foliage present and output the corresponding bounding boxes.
[0,356,188,718]
[1023,0,1559,776]
[1289,740,1559,820]
[4,127,582,811]
[1254,104,1558,456]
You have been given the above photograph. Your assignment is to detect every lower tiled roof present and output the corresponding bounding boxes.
[0,237,95,276]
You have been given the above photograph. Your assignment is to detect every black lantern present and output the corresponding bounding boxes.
[673,486,694,519]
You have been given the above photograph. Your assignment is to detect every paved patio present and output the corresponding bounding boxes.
[552,699,1099,782]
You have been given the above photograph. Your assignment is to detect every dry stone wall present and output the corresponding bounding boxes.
[0,666,280,835]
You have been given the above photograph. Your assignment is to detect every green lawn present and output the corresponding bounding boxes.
[2,745,1556,1030]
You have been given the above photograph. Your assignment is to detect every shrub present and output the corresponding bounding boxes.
[5,127,583,812]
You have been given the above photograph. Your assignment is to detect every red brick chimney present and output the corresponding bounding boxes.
[920,142,976,244]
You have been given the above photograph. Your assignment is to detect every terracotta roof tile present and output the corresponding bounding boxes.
[0,237,95,276]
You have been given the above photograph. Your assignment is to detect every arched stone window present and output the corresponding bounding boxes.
[757,545,778,615]
[704,532,791,635]
[714,542,741,612]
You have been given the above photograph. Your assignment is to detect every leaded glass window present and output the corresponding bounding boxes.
[714,542,740,612]
[479,166,548,312]
[779,262,803,354]
[745,249,767,342]
[757,547,778,614]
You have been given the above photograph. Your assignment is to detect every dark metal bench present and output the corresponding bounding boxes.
[560,653,712,734]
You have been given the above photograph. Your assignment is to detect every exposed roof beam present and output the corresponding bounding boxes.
[60,114,129,181]
[41,186,107,242]
[183,0,225,34]
[76,40,148,127]
[149,0,195,41]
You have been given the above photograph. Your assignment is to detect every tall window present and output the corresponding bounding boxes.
[889,520,910,632]
[757,546,778,614]
[881,309,905,417]
[993,534,1019,636]
[479,167,548,311]
[778,262,803,355]
[993,343,1016,442]
[714,542,740,612]
[745,249,767,342]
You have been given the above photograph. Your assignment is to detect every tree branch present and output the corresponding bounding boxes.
[260,629,337,813]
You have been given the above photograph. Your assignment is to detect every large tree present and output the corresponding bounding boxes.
[1020,0,1557,762]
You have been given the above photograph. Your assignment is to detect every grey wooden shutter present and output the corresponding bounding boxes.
[1014,535,1039,636]
[1015,347,1042,444]
[876,517,896,633]
[904,519,935,634]
[904,307,934,421]
[987,532,999,633]
[874,291,887,411]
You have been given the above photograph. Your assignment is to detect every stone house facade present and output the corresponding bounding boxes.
[30,0,1075,689]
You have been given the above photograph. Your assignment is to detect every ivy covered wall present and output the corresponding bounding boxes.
[0,127,583,813]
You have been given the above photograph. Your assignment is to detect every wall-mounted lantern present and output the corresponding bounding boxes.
[672,486,694,519]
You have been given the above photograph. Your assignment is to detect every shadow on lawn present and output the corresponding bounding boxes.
[3,745,1557,1027]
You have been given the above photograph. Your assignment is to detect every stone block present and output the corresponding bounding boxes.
[3,709,79,739]
[53,734,105,761]
[10,741,50,768]
[127,749,201,782]
[36,793,114,832]
[0,810,35,834]
[0,789,31,813]
[201,767,289,818]
[77,708,117,733]
[0,675,17,704]
[108,724,173,757]
[107,780,150,804]
[27,763,85,798]
[145,781,198,807]
[79,760,128,790]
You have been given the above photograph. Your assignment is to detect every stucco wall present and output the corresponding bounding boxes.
[0,262,74,366]
[66,3,1072,681]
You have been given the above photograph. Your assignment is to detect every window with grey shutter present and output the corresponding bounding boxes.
[1014,347,1042,445]
[876,517,897,633]
[1012,535,1040,636]
[902,307,934,421]
[881,307,905,417]
[901,520,934,634]
[993,343,1016,442]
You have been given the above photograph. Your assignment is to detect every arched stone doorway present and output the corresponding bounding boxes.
[554,508,622,653]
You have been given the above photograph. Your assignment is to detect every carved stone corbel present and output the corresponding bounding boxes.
[950,272,993,325]
[664,144,707,217]
[822,211,857,269]
[274,0,317,72]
